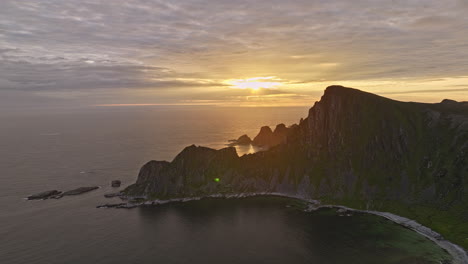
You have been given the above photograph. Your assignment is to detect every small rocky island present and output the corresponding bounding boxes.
[111,180,121,187]
[27,190,63,200]
[27,186,99,200]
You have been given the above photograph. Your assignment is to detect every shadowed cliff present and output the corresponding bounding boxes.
[124,85,468,248]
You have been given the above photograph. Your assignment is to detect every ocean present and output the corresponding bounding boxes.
[0,106,451,263]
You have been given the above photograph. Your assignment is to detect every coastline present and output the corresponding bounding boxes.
[315,204,468,264]
[104,192,468,264]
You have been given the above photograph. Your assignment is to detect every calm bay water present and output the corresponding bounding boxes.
[0,106,451,263]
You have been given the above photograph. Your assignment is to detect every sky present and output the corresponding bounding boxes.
[1,0,467,108]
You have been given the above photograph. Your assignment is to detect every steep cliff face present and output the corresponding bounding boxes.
[299,86,467,207]
[124,86,468,248]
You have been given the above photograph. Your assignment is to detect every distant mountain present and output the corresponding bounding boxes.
[124,85,468,249]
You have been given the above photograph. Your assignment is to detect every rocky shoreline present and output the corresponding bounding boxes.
[99,192,468,264]
[313,204,468,264]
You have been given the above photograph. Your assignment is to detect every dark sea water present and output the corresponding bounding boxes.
[0,106,451,264]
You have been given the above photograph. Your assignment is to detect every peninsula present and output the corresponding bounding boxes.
[123,86,468,251]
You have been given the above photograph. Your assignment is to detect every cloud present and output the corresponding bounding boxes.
[1,0,468,105]
[0,60,225,91]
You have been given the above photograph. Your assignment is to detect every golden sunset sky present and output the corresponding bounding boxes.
[1,0,467,108]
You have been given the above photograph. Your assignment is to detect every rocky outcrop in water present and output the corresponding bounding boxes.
[124,85,468,249]
[96,203,127,208]
[229,123,292,149]
[28,186,99,200]
[111,180,121,187]
[27,190,62,200]
[228,134,252,146]
[104,192,123,198]
[252,124,291,147]
[62,187,99,196]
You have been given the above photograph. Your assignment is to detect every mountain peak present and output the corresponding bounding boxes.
[323,85,374,97]
[441,99,458,104]
[325,85,346,91]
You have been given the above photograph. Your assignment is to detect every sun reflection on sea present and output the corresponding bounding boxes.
[235,144,265,156]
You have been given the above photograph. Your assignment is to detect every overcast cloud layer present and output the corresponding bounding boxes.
[1,0,467,107]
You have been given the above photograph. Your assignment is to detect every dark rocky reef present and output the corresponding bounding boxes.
[61,186,99,196]
[104,192,123,198]
[27,190,62,200]
[111,180,121,187]
[96,203,127,208]
[124,85,468,249]
[27,186,99,200]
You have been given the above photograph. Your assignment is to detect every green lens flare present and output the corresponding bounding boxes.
[214,178,220,182]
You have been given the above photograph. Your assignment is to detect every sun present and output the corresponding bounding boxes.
[226,76,283,90]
